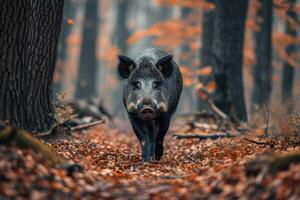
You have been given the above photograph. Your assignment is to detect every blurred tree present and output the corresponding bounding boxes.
[75,0,99,99]
[53,0,78,95]
[212,0,248,121]
[198,0,215,111]
[0,0,64,131]
[180,7,195,112]
[252,0,273,107]
[112,0,130,117]
[281,0,297,110]
[114,0,130,54]
[181,7,192,59]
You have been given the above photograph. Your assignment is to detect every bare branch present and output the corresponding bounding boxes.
[71,120,105,132]
[244,137,271,146]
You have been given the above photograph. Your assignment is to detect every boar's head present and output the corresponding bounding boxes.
[117,54,173,121]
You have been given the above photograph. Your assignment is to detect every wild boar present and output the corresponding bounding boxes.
[117,48,183,162]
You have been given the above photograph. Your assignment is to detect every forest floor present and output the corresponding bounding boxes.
[0,118,300,199]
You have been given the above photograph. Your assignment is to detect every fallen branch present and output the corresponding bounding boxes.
[195,84,241,126]
[37,116,105,137]
[195,85,228,120]
[39,114,78,136]
[244,137,271,146]
[193,122,218,131]
[207,99,228,120]
[71,120,105,132]
[174,131,240,140]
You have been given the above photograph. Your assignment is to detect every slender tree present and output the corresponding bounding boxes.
[115,0,130,54]
[179,7,195,113]
[53,0,78,95]
[212,0,248,121]
[281,0,297,110]
[75,0,98,99]
[0,0,64,131]
[198,0,215,111]
[112,0,130,117]
[252,0,273,107]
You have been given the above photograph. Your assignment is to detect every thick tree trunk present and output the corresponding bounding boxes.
[198,0,215,111]
[0,0,64,132]
[53,0,77,95]
[252,0,273,107]
[281,0,297,110]
[75,0,98,99]
[212,0,248,121]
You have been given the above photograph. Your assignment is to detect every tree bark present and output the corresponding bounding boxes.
[281,0,297,110]
[0,0,64,132]
[198,0,215,111]
[252,0,273,107]
[212,0,248,121]
[75,0,98,99]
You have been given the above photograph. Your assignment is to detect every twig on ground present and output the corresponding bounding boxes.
[174,131,241,140]
[244,137,271,146]
[37,115,105,137]
[71,120,105,132]
[38,114,78,136]
[193,122,218,131]
[158,175,182,179]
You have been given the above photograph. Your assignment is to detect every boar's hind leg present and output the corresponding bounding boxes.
[130,118,151,162]
[155,116,171,160]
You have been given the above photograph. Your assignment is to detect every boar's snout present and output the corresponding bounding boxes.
[137,97,157,120]
[140,107,155,120]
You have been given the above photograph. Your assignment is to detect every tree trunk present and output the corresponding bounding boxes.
[115,0,130,54]
[53,0,78,95]
[198,0,215,111]
[252,0,273,107]
[212,0,248,121]
[281,0,297,110]
[179,7,195,113]
[0,0,64,132]
[75,0,98,99]
[112,0,130,117]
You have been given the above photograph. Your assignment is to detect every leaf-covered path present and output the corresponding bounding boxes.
[0,123,300,199]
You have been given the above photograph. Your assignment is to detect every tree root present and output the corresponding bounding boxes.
[0,122,82,176]
[245,152,300,176]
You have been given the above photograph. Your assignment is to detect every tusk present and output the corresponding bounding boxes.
[127,103,137,112]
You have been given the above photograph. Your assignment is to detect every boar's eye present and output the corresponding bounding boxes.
[152,81,161,90]
[131,81,141,90]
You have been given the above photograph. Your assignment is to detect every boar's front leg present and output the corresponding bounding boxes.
[155,116,171,160]
[129,117,153,162]
[149,120,159,160]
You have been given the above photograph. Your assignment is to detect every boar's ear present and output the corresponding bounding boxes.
[117,55,136,79]
[156,55,173,78]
